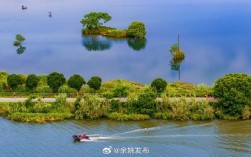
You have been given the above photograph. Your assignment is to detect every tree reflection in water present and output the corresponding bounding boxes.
[82,36,112,51]
[16,45,26,54]
[82,35,147,52]
[127,38,147,51]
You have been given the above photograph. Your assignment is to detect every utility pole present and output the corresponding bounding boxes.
[178,34,181,81]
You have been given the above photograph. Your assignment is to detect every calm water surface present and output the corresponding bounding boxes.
[0,118,250,157]
[1,0,251,85]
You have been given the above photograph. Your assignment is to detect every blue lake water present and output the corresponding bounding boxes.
[1,0,251,85]
[0,118,251,157]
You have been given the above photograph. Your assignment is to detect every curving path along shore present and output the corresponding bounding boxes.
[0,97,217,103]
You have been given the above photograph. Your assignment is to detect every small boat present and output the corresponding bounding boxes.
[22,5,27,10]
[72,133,90,141]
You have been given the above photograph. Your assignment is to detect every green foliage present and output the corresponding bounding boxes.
[58,85,77,94]
[74,95,109,119]
[16,34,25,42]
[242,106,251,120]
[7,74,23,90]
[213,73,251,116]
[55,93,67,105]
[47,72,66,93]
[26,74,39,90]
[33,103,52,113]
[13,41,20,46]
[80,12,112,29]
[155,95,215,120]
[35,86,52,93]
[107,112,150,121]
[113,86,129,98]
[127,21,146,39]
[8,112,73,123]
[87,76,102,91]
[133,88,157,116]
[67,74,85,91]
[169,44,179,55]
[151,78,167,93]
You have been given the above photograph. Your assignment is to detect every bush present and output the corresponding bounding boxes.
[127,21,146,39]
[67,74,86,91]
[7,74,23,90]
[47,72,66,93]
[87,76,102,91]
[26,74,39,90]
[151,78,167,93]
[133,88,157,116]
[74,95,109,119]
[213,73,251,116]
[58,85,77,94]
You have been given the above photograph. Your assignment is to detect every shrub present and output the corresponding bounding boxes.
[74,95,109,119]
[242,106,251,120]
[113,86,129,97]
[26,74,39,90]
[58,85,77,94]
[67,74,85,91]
[213,73,251,116]
[47,72,66,92]
[127,21,146,39]
[87,76,102,91]
[151,78,167,93]
[133,88,157,116]
[7,74,23,90]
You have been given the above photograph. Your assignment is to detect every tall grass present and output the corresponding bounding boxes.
[154,95,215,120]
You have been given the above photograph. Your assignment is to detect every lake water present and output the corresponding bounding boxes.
[0,118,250,157]
[1,0,251,85]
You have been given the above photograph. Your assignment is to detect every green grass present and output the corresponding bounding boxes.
[8,112,73,123]
[107,112,150,121]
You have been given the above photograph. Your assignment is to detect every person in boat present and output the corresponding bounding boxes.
[82,132,87,138]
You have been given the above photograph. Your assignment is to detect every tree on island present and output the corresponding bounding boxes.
[80,12,112,29]
[169,35,185,81]
[87,76,102,91]
[7,74,23,90]
[26,74,39,91]
[47,72,66,93]
[127,21,146,39]
[67,74,86,92]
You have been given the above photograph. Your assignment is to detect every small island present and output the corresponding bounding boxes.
[80,12,146,39]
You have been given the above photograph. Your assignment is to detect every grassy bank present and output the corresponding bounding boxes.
[0,93,248,123]
[82,26,127,38]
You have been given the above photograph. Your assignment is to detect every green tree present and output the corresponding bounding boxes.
[169,42,185,81]
[47,72,66,93]
[213,73,251,117]
[133,88,157,116]
[87,76,102,91]
[80,12,112,29]
[26,74,39,90]
[16,34,25,42]
[67,74,86,91]
[151,78,167,93]
[127,21,146,39]
[7,74,23,90]
[13,34,25,46]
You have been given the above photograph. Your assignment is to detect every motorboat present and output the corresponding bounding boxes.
[72,134,90,141]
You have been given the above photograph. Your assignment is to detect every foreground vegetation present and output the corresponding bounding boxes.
[0,71,250,122]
